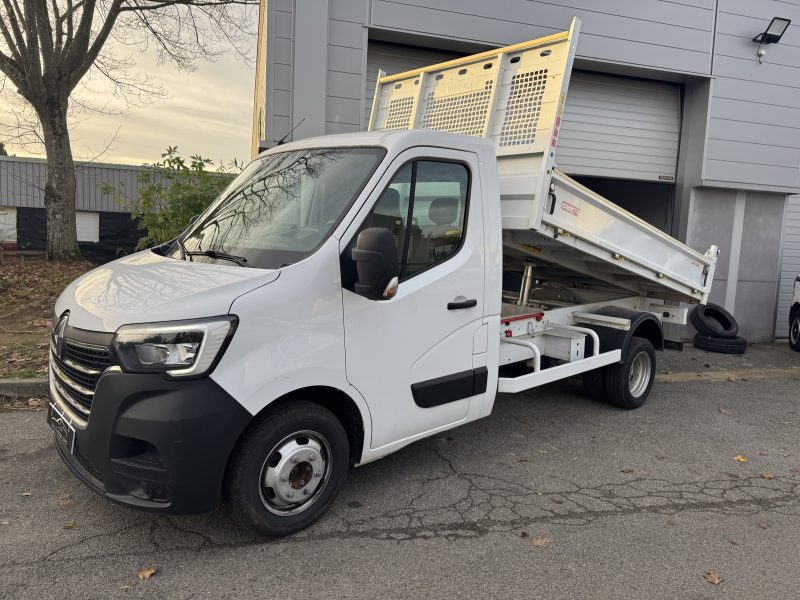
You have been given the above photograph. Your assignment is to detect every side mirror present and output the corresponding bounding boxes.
[351,227,400,300]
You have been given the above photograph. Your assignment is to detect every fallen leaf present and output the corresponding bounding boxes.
[792,466,800,475]
[756,450,767,456]
[520,531,529,538]
[137,568,158,581]
[761,472,775,481]
[728,539,738,545]
[735,455,748,463]
[63,521,76,529]
[704,363,711,368]
[532,536,552,549]
[703,571,722,585]
[757,521,769,530]
[0,521,9,526]
[655,453,666,460]
[719,406,729,414]
[57,494,73,508]
[21,491,32,497]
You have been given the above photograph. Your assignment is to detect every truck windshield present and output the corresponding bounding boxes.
[171,147,386,269]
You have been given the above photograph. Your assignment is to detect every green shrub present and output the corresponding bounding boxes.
[104,147,237,250]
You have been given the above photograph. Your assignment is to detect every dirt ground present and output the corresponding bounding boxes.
[0,260,93,379]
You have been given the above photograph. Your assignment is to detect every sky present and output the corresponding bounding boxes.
[0,39,256,168]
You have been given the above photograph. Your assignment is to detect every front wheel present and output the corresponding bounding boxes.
[790,313,800,352]
[604,337,656,410]
[224,400,350,536]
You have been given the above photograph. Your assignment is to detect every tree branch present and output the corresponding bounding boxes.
[117,0,254,12]
[1,0,30,61]
[69,0,124,88]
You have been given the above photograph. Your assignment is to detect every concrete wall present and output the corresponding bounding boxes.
[686,187,786,341]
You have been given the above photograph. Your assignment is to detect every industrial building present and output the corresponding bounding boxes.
[251,0,800,342]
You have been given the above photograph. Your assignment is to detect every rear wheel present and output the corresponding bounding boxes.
[224,400,350,537]
[604,337,656,410]
[581,367,608,402]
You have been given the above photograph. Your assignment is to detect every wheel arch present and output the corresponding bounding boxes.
[243,386,367,467]
[584,306,664,359]
[790,301,800,323]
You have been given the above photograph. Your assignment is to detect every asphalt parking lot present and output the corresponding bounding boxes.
[1,344,799,599]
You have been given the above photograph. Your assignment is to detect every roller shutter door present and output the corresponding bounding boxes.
[775,195,800,338]
[366,43,681,182]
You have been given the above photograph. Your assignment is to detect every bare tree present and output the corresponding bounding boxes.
[0,0,256,259]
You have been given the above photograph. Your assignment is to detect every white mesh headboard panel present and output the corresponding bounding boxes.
[368,18,581,159]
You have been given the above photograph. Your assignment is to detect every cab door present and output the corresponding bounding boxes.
[340,147,485,449]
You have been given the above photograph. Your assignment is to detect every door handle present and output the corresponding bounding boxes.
[447,298,477,310]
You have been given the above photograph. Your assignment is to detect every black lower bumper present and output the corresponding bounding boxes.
[52,370,252,514]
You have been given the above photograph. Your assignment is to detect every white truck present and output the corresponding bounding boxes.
[47,19,718,536]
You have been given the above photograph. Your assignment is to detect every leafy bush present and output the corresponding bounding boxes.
[104,147,237,250]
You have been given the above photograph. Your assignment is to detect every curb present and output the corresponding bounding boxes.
[0,378,48,398]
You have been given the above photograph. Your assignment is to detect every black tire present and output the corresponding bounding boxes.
[790,313,800,352]
[693,333,747,355]
[604,337,656,410]
[581,367,608,402]
[224,400,350,537]
[690,303,739,338]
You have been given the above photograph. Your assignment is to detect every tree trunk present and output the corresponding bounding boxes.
[40,98,80,260]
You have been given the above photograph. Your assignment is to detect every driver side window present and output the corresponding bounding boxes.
[362,160,470,280]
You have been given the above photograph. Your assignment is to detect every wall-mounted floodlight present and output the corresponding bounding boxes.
[753,17,791,64]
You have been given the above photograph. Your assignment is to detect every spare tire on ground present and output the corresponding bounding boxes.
[694,333,747,355]
[690,303,739,338]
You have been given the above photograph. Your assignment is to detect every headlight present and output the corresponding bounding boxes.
[112,316,238,378]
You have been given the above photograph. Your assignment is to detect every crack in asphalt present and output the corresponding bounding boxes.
[5,446,800,567]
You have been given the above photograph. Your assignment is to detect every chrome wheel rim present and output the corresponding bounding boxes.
[791,317,800,345]
[628,351,652,398]
[258,430,332,516]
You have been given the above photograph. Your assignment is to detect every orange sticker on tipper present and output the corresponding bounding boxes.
[561,201,580,217]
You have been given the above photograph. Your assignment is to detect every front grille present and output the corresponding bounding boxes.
[50,338,114,419]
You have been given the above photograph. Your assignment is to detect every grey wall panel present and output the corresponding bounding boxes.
[370,0,713,73]
[776,195,800,337]
[329,17,364,47]
[707,139,800,170]
[704,159,799,190]
[734,280,783,342]
[325,1,369,137]
[686,187,736,281]
[328,71,364,100]
[326,96,363,126]
[706,1,800,192]
[737,192,785,283]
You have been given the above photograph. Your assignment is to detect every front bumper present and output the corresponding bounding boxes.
[52,370,252,514]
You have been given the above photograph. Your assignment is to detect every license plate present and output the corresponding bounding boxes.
[47,402,76,454]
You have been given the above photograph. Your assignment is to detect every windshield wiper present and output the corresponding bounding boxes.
[184,249,250,267]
